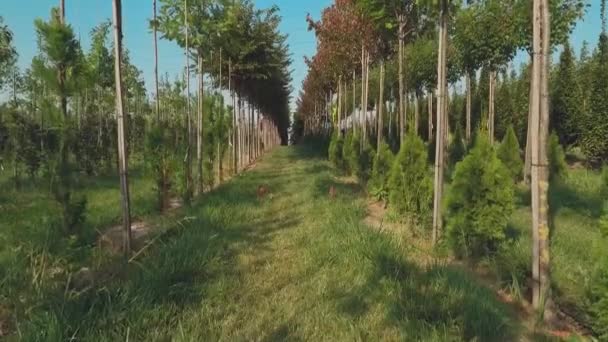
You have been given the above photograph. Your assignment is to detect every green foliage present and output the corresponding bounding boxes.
[549,132,567,181]
[582,34,608,166]
[356,139,375,185]
[345,131,362,177]
[388,133,433,227]
[342,130,354,174]
[602,165,608,197]
[551,41,584,146]
[446,133,514,258]
[601,165,608,237]
[448,123,466,170]
[7,111,44,178]
[328,131,345,171]
[600,202,608,237]
[0,16,17,89]
[497,125,523,182]
[368,141,394,201]
[73,115,105,176]
[33,9,82,99]
[146,123,178,212]
[592,252,608,340]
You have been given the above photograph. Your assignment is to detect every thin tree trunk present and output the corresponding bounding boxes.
[197,53,203,194]
[398,15,405,144]
[428,90,433,142]
[112,0,132,257]
[402,46,407,142]
[466,72,471,142]
[414,92,419,136]
[531,0,552,318]
[353,70,356,134]
[249,103,253,163]
[337,78,342,135]
[60,0,65,23]
[230,61,237,174]
[525,69,533,183]
[488,70,496,144]
[360,46,365,141]
[364,51,370,145]
[432,0,448,245]
[377,60,385,151]
[184,0,192,201]
[153,0,160,121]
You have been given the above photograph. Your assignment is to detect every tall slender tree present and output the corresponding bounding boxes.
[529,0,551,317]
[432,0,449,245]
[153,0,161,121]
[112,0,132,256]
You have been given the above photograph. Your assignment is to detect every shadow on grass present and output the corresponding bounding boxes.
[287,142,328,161]
[549,178,603,219]
[331,246,520,341]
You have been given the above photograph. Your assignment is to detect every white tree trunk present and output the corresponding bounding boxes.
[432,0,448,245]
[112,0,132,257]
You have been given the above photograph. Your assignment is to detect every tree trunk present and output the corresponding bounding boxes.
[428,90,433,143]
[414,92,419,136]
[59,0,65,23]
[196,53,204,194]
[377,60,385,152]
[249,103,253,163]
[364,51,370,145]
[488,70,496,144]
[531,0,552,318]
[525,66,533,184]
[398,15,405,144]
[337,78,342,136]
[153,0,160,121]
[432,0,448,245]
[230,61,237,174]
[237,95,242,171]
[353,70,356,134]
[466,72,471,142]
[184,0,192,201]
[112,0,132,257]
[360,46,365,142]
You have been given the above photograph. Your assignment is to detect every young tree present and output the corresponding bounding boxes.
[497,125,523,182]
[388,132,433,227]
[445,132,514,258]
[551,41,583,146]
[582,6,608,166]
[368,141,394,201]
[34,8,86,233]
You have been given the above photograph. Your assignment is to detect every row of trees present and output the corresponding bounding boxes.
[0,0,290,255]
[296,0,607,326]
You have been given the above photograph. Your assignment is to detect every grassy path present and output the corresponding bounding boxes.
[25,145,525,341]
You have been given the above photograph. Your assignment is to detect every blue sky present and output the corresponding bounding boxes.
[1,0,605,109]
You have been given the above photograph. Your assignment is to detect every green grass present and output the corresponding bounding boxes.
[2,145,524,341]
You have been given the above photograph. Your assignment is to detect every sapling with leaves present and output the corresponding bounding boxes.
[368,141,394,201]
[34,8,87,234]
[445,132,514,258]
[387,132,433,228]
[497,125,523,182]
